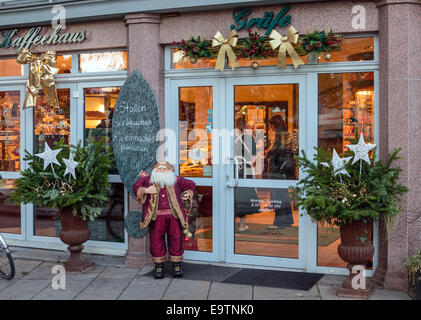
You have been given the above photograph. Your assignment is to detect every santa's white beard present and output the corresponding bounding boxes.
[150,169,177,187]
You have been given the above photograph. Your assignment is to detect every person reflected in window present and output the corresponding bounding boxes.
[234,117,258,232]
[265,115,295,230]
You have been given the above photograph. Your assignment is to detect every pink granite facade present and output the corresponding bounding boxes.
[372,0,421,292]
[124,13,163,268]
[159,1,378,43]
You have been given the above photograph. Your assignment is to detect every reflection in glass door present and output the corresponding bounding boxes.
[226,77,307,268]
[33,88,71,237]
[317,72,375,270]
[169,78,221,262]
[0,89,22,236]
[81,84,126,244]
[178,86,214,253]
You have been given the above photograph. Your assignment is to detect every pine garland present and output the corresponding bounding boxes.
[8,134,113,221]
[173,29,342,62]
[292,134,408,232]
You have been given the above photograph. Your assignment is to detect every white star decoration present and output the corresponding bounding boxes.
[331,149,352,177]
[35,142,62,170]
[346,134,376,165]
[63,152,79,179]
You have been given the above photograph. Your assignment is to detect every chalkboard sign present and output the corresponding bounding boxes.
[112,70,161,197]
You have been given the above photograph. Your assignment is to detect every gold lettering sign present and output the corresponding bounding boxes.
[0,26,87,51]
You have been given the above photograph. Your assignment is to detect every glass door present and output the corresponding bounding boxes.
[225,75,308,269]
[75,81,127,250]
[26,84,76,242]
[169,78,222,262]
[0,86,25,240]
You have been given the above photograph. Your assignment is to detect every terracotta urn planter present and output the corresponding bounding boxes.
[337,219,375,299]
[59,206,94,272]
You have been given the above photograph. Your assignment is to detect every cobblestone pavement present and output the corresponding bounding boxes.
[0,247,412,300]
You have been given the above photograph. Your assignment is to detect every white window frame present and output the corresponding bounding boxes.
[0,51,129,256]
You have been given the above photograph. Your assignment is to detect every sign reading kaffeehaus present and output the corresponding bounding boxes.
[0,26,87,51]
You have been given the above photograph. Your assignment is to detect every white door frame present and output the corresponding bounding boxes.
[8,81,129,254]
[167,74,314,269]
[168,77,223,262]
[0,85,26,241]
[166,68,379,275]
[224,75,310,269]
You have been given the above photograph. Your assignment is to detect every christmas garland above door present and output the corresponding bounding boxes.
[173,27,343,71]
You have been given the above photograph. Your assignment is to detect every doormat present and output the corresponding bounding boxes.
[144,262,323,291]
[194,224,340,247]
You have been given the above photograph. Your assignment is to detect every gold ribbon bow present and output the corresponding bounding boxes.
[269,26,305,69]
[16,48,59,109]
[212,30,239,72]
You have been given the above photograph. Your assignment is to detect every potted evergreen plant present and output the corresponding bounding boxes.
[293,133,408,298]
[9,135,112,272]
[405,249,421,300]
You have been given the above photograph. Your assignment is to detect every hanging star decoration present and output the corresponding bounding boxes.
[63,151,79,180]
[35,142,62,171]
[346,133,376,165]
[322,148,352,178]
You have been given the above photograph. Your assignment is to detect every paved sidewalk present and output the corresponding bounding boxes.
[0,247,412,300]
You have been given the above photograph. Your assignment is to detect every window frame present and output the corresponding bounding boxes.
[164,33,380,276]
[0,50,129,255]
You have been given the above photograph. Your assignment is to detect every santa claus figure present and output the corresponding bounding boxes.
[133,161,195,279]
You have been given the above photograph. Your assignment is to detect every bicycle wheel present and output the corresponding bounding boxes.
[0,247,15,280]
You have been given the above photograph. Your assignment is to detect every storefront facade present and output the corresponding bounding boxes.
[0,0,420,292]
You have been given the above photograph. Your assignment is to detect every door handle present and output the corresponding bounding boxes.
[235,155,247,179]
[226,156,239,188]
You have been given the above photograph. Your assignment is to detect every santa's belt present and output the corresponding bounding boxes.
[157,209,172,215]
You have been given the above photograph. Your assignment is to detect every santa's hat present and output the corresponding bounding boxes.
[152,161,175,172]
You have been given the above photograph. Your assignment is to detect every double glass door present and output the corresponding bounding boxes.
[171,75,311,269]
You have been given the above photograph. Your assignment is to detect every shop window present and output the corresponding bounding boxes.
[34,183,125,242]
[318,72,374,151]
[34,206,59,237]
[183,185,213,252]
[0,179,21,235]
[172,49,217,69]
[34,89,70,154]
[33,89,71,237]
[88,182,125,243]
[55,55,72,74]
[234,84,299,180]
[171,37,374,69]
[79,51,127,73]
[84,87,120,174]
[0,91,20,172]
[179,86,213,178]
[317,37,374,63]
[0,58,23,77]
[317,72,375,268]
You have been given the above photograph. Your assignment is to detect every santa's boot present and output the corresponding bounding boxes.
[154,263,164,279]
[172,262,183,277]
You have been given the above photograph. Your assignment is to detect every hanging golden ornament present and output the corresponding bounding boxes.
[251,61,259,70]
[189,56,198,64]
[269,26,305,69]
[324,53,332,61]
[212,30,239,72]
[16,48,59,109]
